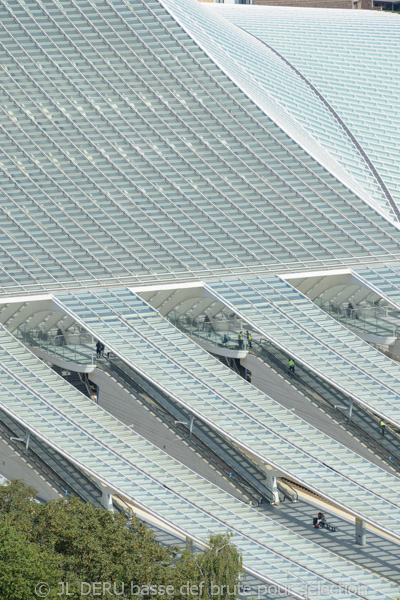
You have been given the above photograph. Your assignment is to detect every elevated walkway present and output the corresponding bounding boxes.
[192,338,247,360]
[17,328,96,373]
[314,301,399,347]
[51,287,400,546]
[1,326,397,600]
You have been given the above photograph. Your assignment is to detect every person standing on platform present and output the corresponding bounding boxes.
[238,331,243,349]
[347,302,353,318]
[246,330,252,349]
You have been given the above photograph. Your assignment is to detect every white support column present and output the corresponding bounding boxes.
[355,518,367,545]
[319,284,347,304]
[258,462,280,505]
[352,287,374,305]
[172,298,199,319]
[331,286,358,307]
[101,487,115,512]
[188,298,215,321]
[189,414,194,439]
[207,302,224,319]
[300,276,327,298]
[5,304,35,333]
[151,289,177,310]
[18,310,52,333]
[348,398,354,421]
[265,472,280,505]
[10,428,30,454]
[61,316,76,332]
[25,430,30,454]
[175,414,195,439]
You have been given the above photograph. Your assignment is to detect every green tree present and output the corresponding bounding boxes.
[0,520,62,600]
[31,494,184,597]
[0,481,244,600]
[0,481,205,598]
[0,479,37,532]
[198,533,244,600]
[171,546,202,599]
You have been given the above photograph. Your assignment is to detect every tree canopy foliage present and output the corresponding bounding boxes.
[0,480,244,600]
[197,533,243,600]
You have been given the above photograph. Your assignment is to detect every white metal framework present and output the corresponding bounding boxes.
[1,0,400,297]
[207,4,400,221]
[1,324,397,600]
[0,1,400,595]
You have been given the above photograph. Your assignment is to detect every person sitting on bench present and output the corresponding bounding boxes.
[313,512,326,528]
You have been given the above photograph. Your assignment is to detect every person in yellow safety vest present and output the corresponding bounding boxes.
[289,358,295,374]
[379,419,386,436]
[246,330,252,349]
[238,331,243,349]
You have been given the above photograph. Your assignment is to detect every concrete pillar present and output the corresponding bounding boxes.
[101,487,115,512]
[355,518,367,545]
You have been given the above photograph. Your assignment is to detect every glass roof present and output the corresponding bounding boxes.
[355,264,400,307]
[0,0,400,295]
[207,274,400,427]
[208,4,400,221]
[1,324,395,600]
[53,287,400,542]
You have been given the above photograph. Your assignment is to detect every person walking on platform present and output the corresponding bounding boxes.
[246,330,252,349]
[289,358,295,374]
[379,419,386,436]
[238,331,243,349]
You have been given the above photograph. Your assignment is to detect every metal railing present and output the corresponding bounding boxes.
[168,313,251,351]
[315,299,399,340]
[15,326,96,366]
